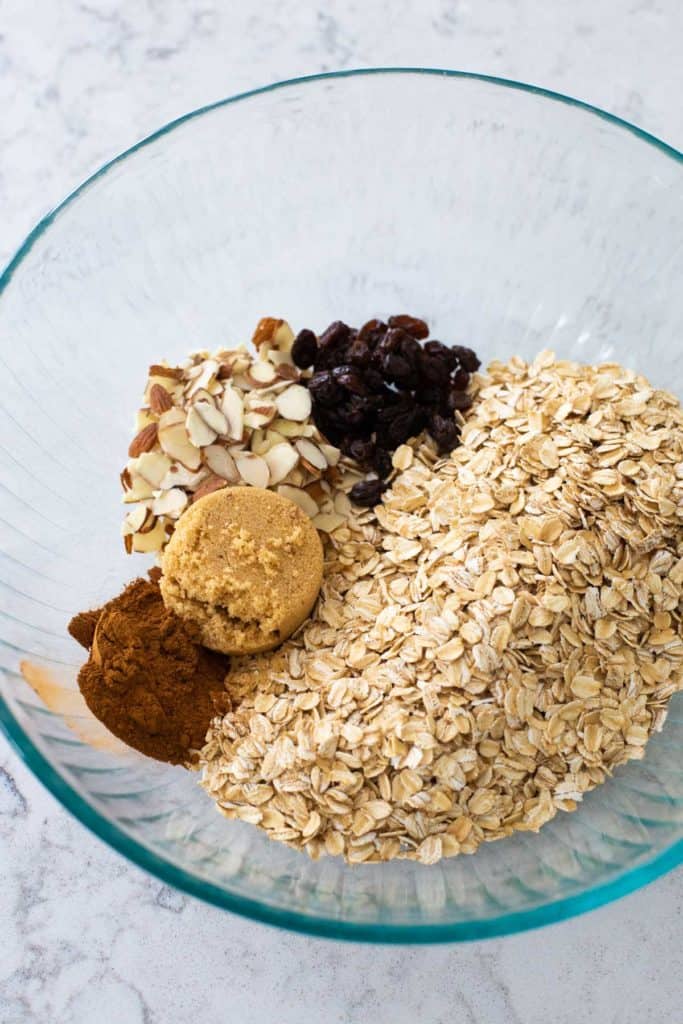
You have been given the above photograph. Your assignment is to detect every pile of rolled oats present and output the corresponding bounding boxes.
[201,351,683,864]
[121,318,359,553]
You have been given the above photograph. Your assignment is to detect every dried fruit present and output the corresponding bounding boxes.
[349,478,386,507]
[296,315,480,506]
[291,329,318,369]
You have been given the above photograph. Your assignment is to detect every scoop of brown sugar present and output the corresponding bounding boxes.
[160,486,324,655]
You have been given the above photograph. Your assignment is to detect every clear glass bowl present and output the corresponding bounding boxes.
[1,70,682,943]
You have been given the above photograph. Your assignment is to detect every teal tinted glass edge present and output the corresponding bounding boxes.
[1,69,681,943]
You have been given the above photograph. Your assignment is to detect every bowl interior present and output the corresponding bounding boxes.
[1,70,682,941]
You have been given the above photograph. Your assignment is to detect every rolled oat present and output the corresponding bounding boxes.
[200,352,683,864]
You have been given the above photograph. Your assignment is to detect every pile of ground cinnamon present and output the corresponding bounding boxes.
[68,577,229,765]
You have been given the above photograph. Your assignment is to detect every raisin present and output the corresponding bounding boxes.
[446,388,473,413]
[302,312,479,510]
[345,438,376,465]
[382,352,415,387]
[347,339,374,368]
[311,406,346,447]
[451,368,470,391]
[373,448,393,479]
[415,382,447,408]
[377,398,425,448]
[387,314,429,340]
[429,413,461,454]
[340,395,373,429]
[350,478,386,507]
[424,340,458,371]
[419,350,449,385]
[319,320,352,350]
[314,320,353,369]
[358,318,386,342]
[332,365,366,395]
[397,333,422,367]
[291,329,318,368]
[450,345,481,372]
[309,370,343,405]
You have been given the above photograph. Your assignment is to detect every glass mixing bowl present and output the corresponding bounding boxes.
[1,70,682,943]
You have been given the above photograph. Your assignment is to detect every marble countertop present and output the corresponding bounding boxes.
[1,2,682,1021]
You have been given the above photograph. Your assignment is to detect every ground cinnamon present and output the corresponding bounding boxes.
[68,577,230,765]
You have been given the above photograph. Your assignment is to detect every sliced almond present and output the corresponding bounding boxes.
[158,407,185,429]
[128,423,158,458]
[149,363,183,380]
[152,488,188,518]
[312,512,346,533]
[264,429,288,449]
[273,320,295,352]
[186,358,219,398]
[135,408,158,431]
[295,439,327,471]
[194,400,228,436]
[244,405,278,430]
[204,444,239,482]
[264,443,299,484]
[159,464,209,490]
[137,508,158,533]
[250,429,270,456]
[122,475,155,503]
[220,386,245,441]
[319,443,341,467]
[285,465,306,488]
[133,451,172,488]
[131,518,167,553]
[252,317,283,350]
[277,485,319,517]
[122,505,151,535]
[189,387,214,406]
[246,362,277,387]
[191,474,229,503]
[149,383,174,414]
[231,372,256,392]
[235,452,270,489]
[271,417,305,438]
[186,405,217,447]
[270,355,299,374]
[158,409,202,470]
[146,377,183,406]
[275,385,312,422]
[334,491,352,516]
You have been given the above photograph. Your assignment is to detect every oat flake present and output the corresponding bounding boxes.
[200,352,683,864]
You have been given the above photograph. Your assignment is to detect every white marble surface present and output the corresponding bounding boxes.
[1,2,683,1021]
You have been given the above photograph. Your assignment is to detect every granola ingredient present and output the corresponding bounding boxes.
[294,316,479,504]
[120,319,351,553]
[69,578,229,765]
[201,351,683,864]
[160,487,324,655]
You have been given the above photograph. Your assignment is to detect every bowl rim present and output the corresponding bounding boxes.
[1,67,681,944]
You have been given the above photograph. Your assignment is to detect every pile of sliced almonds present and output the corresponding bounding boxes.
[121,318,360,553]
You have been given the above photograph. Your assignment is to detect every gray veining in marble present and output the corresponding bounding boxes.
[1,2,682,1022]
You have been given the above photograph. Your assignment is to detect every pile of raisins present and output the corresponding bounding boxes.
[291,316,481,507]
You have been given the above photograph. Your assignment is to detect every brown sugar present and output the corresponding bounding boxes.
[68,578,230,765]
[160,487,324,655]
